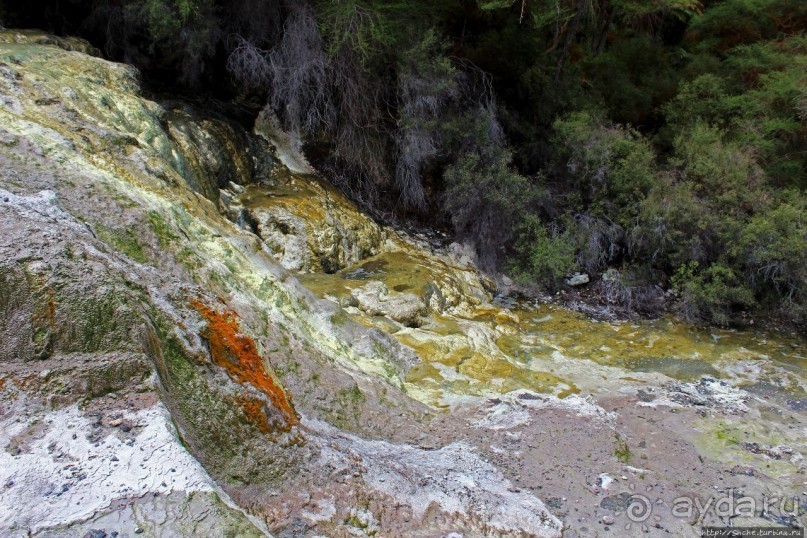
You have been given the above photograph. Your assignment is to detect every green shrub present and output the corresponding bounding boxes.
[631,178,715,270]
[740,200,807,301]
[671,122,762,212]
[443,148,539,268]
[672,262,755,325]
[553,111,656,224]
[510,214,575,288]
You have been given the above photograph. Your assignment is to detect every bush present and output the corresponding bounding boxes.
[395,30,460,209]
[599,268,666,316]
[442,147,539,269]
[510,215,575,288]
[567,213,624,275]
[671,122,762,211]
[553,111,656,224]
[739,200,807,301]
[131,0,219,84]
[671,262,755,325]
[582,36,681,127]
[631,177,716,270]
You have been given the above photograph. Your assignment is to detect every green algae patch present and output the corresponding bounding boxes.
[147,210,177,247]
[693,418,804,478]
[628,356,721,380]
[95,224,148,263]
[614,434,632,463]
[0,29,100,56]
[322,383,368,429]
[399,328,577,407]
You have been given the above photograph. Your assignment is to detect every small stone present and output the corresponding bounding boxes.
[110,455,119,462]
[565,273,590,287]
[83,530,106,538]
[109,418,123,427]
[120,423,132,432]
[602,515,615,525]
[135,528,144,534]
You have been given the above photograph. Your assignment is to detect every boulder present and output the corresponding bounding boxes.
[566,273,590,287]
[351,281,427,327]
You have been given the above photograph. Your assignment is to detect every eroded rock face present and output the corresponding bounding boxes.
[164,103,276,202]
[231,181,386,273]
[0,30,564,538]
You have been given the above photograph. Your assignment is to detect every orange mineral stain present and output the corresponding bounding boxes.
[234,394,272,434]
[190,297,298,428]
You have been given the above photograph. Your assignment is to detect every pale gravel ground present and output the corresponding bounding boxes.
[306,417,563,537]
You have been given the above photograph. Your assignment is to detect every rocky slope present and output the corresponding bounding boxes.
[0,30,805,537]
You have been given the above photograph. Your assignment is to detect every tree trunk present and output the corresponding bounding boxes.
[554,0,586,80]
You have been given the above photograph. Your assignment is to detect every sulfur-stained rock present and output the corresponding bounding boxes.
[235,182,386,273]
[246,205,311,271]
[351,280,427,327]
[0,29,101,56]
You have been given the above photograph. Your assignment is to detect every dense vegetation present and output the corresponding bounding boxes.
[3,0,806,328]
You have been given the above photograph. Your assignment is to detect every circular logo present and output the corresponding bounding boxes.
[627,494,652,522]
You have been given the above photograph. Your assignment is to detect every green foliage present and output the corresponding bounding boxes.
[728,42,807,186]
[672,262,755,325]
[443,146,540,267]
[395,30,460,208]
[135,0,212,40]
[662,74,735,132]
[553,111,656,223]
[510,215,575,287]
[671,122,761,211]
[685,0,807,55]
[632,178,714,269]
[315,0,399,65]
[582,37,681,126]
[739,200,807,300]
